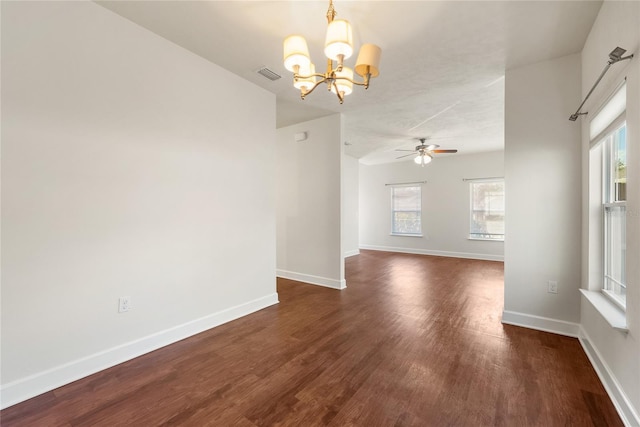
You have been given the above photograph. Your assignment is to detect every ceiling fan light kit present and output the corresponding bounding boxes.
[282,0,381,104]
[396,138,458,167]
[414,154,432,166]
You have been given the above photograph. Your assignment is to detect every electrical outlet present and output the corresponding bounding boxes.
[118,296,131,313]
[547,281,558,294]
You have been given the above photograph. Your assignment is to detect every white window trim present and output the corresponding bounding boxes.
[602,200,627,310]
[390,185,423,237]
[580,289,628,332]
[602,288,626,311]
[585,79,628,330]
[468,179,505,242]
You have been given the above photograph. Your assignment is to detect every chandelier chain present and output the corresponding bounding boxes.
[326,0,336,23]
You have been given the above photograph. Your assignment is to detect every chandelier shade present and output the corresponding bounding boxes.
[294,63,317,91]
[324,19,354,61]
[283,0,381,104]
[283,35,311,72]
[330,67,354,96]
[355,44,382,77]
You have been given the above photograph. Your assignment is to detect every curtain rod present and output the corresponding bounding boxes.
[569,46,633,121]
[385,181,427,186]
[462,177,503,182]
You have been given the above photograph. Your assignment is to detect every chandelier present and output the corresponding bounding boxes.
[282,0,382,104]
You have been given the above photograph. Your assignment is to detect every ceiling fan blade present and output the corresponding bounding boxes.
[395,149,416,152]
[432,149,458,153]
[396,153,417,159]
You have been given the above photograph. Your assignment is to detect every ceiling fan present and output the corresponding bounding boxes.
[395,138,458,166]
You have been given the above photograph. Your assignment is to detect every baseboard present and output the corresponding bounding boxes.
[276,269,347,290]
[579,327,640,427]
[501,310,580,337]
[359,244,504,262]
[344,249,360,257]
[0,293,279,410]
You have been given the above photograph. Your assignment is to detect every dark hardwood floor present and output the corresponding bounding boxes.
[1,250,622,426]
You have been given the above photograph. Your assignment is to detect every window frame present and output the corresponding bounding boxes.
[584,80,629,330]
[390,185,423,237]
[603,203,626,309]
[600,122,627,310]
[468,179,505,241]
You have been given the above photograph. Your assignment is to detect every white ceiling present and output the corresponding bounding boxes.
[97,0,602,165]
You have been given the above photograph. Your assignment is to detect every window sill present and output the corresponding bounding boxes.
[467,237,504,242]
[390,233,423,238]
[579,289,628,332]
[602,288,626,311]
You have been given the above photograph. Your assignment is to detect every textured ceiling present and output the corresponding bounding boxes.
[97,0,602,164]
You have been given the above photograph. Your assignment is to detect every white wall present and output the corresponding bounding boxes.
[1,1,277,408]
[342,155,360,257]
[276,115,345,289]
[503,54,582,328]
[359,151,504,261]
[580,1,640,424]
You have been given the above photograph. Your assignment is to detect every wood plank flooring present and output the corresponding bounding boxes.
[1,250,623,426]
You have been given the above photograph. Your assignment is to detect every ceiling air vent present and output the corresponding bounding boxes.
[257,67,282,81]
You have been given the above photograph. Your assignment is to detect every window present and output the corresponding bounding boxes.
[391,186,422,236]
[469,180,505,240]
[589,81,627,311]
[602,124,627,309]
